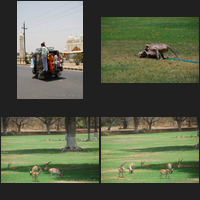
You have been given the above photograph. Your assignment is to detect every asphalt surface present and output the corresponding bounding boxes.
[17,65,83,99]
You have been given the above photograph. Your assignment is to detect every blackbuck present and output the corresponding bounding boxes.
[118,162,126,177]
[178,159,198,168]
[44,161,63,178]
[129,163,135,173]
[141,161,151,167]
[167,163,174,173]
[160,169,170,178]
[7,163,18,170]
[30,167,43,181]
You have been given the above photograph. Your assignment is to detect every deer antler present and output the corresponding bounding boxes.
[44,161,52,166]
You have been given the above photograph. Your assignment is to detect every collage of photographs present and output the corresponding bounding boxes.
[1,1,199,184]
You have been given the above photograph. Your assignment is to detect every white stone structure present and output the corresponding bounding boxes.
[19,33,25,58]
[63,34,83,57]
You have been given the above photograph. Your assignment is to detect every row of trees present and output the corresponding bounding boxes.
[1,117,99,151]
[1,117,98,135]
[101,117,198,133]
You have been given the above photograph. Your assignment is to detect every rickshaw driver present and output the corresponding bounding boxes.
[41,42,49,71]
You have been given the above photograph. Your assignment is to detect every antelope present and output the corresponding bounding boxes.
[49,168,63,178]
[118,162,126,177]
[30,165,42,175]
[44,161,63,178]
[141,161,151,167]
[160,169,170,178]
[30,167,43,182]
[167,163,174,173]
[7,163,18,170]
[178,159,198,168]
[129,163,135,173]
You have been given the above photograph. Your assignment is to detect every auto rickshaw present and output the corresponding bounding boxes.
[32,47,63,79]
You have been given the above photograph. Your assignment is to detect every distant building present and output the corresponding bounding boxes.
[63,34,83,58]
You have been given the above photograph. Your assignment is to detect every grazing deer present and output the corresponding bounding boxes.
[141,161,151,167]
[49,168,63,178]
[118,162,126,177]
[44,161,63,178]
[167,163,174,173]
[160,169,170,178]
[30,167,43,182]
[129,163,135,173]
[7,163,18,170]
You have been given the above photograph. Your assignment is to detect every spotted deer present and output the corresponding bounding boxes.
[30,167,43,181]
[7,163,18,170]
[141,161,151,167]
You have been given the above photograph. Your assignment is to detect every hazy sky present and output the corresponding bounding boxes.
[17,1,83,53]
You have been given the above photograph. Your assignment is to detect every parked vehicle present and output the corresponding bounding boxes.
[32,47,63,79]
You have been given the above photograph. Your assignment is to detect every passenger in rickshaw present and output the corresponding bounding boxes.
[48,53,54,71]
[41,42,49,71]
[57,51,63,67]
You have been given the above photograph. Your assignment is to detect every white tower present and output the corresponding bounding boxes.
[19,33,25,58]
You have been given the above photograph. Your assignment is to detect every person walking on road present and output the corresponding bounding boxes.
[41,42,49,71]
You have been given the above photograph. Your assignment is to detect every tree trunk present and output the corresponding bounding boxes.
[88,117,91,141]
[93,117,98,140]
[107,119,113,131]
[133,117,140,133]
[62,117,83,151]
[46,124,51,134]
[177,121,182,132]
[2,117,10,135]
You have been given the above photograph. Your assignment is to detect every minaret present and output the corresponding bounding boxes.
[19,33,25,58]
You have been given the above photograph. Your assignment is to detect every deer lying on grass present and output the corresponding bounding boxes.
[141,161,151,167]
[7,163,18,170]
[178,159,199,168]
[167,163,174,173]
[118,162,126,177]
[160,169,170,178]
[129,163,135,173]
[30,167,43,182]
[44,161,63,178]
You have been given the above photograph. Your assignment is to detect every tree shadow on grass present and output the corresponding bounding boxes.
[2,148,99,155]
[121,145,198,153]
[1,163,99,183]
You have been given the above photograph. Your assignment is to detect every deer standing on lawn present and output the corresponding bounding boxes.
[118,162,126,177]
[129,163,135,173]
[160,169,170,178]
[141,161,151,167]
[44,161,63,178]
[167,163,174,173]
[7,163,18,170]
[30,167,43,182]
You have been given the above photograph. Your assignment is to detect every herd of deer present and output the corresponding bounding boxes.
[118,159,198,178]
[7,161,63,182]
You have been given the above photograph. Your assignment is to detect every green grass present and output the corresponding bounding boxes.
[101,131,199,183]
[101,17,199,83]
[1,134,99,183]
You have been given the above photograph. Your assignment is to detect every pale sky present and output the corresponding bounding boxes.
[17,1,83,54]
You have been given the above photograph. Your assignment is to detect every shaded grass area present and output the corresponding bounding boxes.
[101,17,199,83]
[101,131,199,183]
[1,134,99,183]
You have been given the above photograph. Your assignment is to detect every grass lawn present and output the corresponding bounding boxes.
[101,131,199,183]
[1,134,99,183]
[101,17,199,83]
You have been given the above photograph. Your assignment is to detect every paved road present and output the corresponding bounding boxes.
[17,65,83,99]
